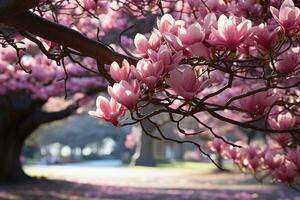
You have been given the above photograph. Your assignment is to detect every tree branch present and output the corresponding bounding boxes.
[3,11,137,77]
[31,104,78,126]
[0,0,39,20]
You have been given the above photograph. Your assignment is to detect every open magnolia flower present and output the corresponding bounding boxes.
[166,67,207,100]
[109,59,131,82]
[89,96,125,126]
[209,14,252,50]
[270,0,300,34]
[108,80,140,110]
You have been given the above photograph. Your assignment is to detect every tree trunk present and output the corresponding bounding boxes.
[0,93,76,184]
[135,132,156,166]
[0,131,29,183]
[216,153,224,169]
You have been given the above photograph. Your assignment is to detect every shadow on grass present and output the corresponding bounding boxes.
[0,179,299,200]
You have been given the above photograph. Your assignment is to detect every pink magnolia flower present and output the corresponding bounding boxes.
[134,34,150,58]
[223,146,239,161]
[83,0,96,10]
[270,0,300,34]
[148,46,183,73]
[252,23,280,53]
[89,96,125,126]
[108,80,140,109]
[272,160,298,183]
[208,138,228,153]
[109,59,131,82]
[269,133,291,147]
[148,31,162,49]
[178,23,205,45]
[163,22,211,59]
[242,145,263,172]
[131,59,163,90]
[202,13,218,38]
[264,151,284,170]
[166,67,206,100]
[157,14,185,34]
[83,0,107,11]
[287,146,300,171]
[269,111,296,130]
[275,47,300,73]
[163,32,184,51]
[186,42,211,59]
[209,14,252,50]
[236,90,277,116]
[134,32,160,57]
[205,0,227,14]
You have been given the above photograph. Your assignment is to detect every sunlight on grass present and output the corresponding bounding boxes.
[126,161,235,172]
[24,161,236,179]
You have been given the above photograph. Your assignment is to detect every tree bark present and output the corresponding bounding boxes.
[135,132,156,166]
[0,130,29,183]
[0,94,77,183]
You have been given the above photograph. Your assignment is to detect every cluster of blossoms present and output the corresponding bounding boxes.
[0,46,105,100]
[0,0,136,102]
[209,138,300,184]
[91,0,300,126]
[89,0,300,185]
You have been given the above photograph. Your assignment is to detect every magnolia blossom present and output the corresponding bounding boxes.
[223,146,240,162]
[270,0,300,34]
[209,14,252,49]
[163,32,184,51]
[148,46,183,73]
[252,23,280,53]
[178,23,210,59]
[83,0,97,9]
[264,151,284,170]
[269,111,296,130]
[178,23,205,45]
[208,138,229,153]
[134,32,161,57]
[236,90,277,116]
[163,21,210,59]
[242,145,263,172]
[89,96,125,126]
[275,47,300,73]
[109,59,131,82]
[83,0,108,12]
[108,80,140,109]
[156,14,185,34]
[166,67,206,100]
[272,161,298,182]
[269,133,292,147]
[131,59,163,90]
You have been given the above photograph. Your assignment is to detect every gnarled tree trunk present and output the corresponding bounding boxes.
[0,92,76,183]
[0,129,29,183]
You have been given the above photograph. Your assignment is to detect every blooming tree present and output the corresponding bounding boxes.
[0,0,132,183]
[0,0,299,188]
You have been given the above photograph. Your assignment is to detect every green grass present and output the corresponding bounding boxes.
[24,161,236,179]
[126,161,234,172]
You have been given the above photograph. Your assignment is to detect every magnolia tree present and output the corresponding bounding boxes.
[0,44,109,182]
[0,0,299,188]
